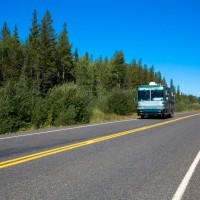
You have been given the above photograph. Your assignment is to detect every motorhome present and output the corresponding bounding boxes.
[136,82,175,118]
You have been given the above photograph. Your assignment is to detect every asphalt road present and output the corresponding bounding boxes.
[0,112,200,200]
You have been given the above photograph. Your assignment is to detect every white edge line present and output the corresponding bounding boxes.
[172,150,200,200]
[0,119,138,140]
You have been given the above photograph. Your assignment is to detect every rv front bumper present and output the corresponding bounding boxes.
[137,108,165,116]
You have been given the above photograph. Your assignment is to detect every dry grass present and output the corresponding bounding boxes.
[90,108,138,124]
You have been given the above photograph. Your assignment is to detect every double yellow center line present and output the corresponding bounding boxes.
[0,113,200,169]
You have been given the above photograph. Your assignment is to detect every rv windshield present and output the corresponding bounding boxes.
[138,90,164,101]
[138,90,150,101]
[151,90,164,101]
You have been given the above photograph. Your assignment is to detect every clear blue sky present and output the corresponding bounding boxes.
[0,0,200,96]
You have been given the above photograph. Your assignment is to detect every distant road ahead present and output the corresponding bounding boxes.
[0,112,200,199]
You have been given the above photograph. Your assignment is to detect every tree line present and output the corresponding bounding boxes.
[0,10,199,134]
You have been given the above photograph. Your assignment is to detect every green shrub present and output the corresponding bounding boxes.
[54,105,76,126]
[101,89,136,115]
[46,83,92,126]
[0,81,37,134]
[31,97,49,128]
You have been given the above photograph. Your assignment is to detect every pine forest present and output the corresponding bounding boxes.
[0,10,199,134]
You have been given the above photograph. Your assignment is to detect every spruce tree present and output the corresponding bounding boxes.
[177,85,180,96]
[161,77,167,86]
[142,64,149,84]
[13,25,20,43]
[39,10,57,95]
[0,22,23,82]
[11,25,24,81]
[73,48,79,62]
[0,22,12,83]
[170,78,176,92]
[1,22,11,39]
[128,59,139,87]
[57,22,74,84]
[155,71,162,84]
[149,66,155,82]
[24,9,40,84]
[176,85,181,102]
[137,58,143,85]
[137,66,143,85]
[85,52,90,61]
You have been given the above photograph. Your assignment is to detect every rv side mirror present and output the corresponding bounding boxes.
[133,97,137,103]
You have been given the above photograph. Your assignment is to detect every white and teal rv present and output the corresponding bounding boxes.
[136,82,175,118]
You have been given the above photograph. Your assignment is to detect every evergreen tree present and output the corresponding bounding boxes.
[177,85,180,96]
[128,59,139,87]
[176,85,181,102]
[154,71,162,84]
[0,22,23,82]
[73,48,79,62]
[10,25,24,81]
[170,78,176,92]
[24,9,41,84]
[149,66,155,82]
[161,77,167,86]
[13,25,19,43]
[39,10,57,95]
[142,64,149,84]
[138,58,142,68]
[0,22,12,83]
[85,51,90,61]
[1,22,11,39]
[57,22,74,84]
[137,66,143,85]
